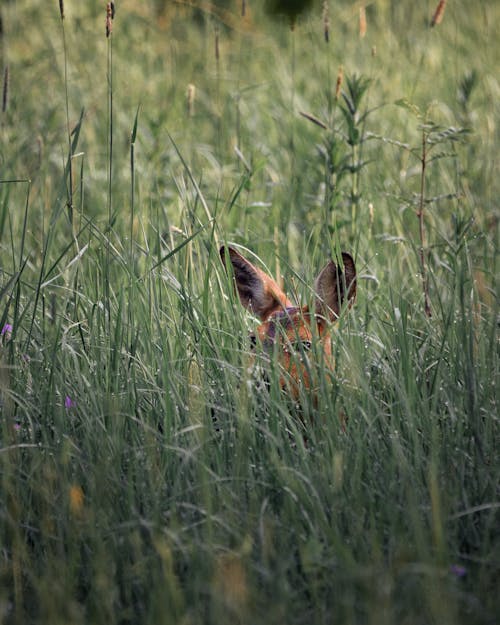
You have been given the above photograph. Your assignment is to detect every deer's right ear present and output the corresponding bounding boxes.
[220,246,288,320]
[314,252,357,322]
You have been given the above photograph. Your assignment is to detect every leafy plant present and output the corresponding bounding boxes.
[300,72,374,243]
[395,99,471,316]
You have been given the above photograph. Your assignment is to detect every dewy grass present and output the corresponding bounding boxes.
[0,2,498,624]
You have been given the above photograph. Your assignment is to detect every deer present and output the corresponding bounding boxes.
[220,246,357,406]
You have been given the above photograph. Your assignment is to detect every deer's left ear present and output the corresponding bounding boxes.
[220,246,290,320]
[314,252,356,322]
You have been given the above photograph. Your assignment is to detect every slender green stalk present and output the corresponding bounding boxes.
[130,106,139,266]
[417,127,432,317]
[107,22,113,229]
[105,3,114,347]
[58,1,73,226]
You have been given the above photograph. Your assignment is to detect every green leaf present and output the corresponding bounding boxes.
[131,104,140,143]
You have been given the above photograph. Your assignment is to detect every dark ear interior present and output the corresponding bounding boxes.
[340,252,356,300]
[220,246,284,319]
[220,246,263,311]
[314,252,357,321]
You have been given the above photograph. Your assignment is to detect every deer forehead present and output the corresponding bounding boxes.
[256,307,319,344]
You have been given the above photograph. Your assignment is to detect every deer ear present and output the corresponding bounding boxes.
[314,252,357,321]
[220,246,289,320]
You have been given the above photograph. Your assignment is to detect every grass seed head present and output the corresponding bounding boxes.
[213,554,249,614]
[69,485,84,516]
[322,0,330,43]
[431,0,447,27]
[59,0,64,20]
[106,2,113,38]
[335,65,343,100]
[359,6,367,38]
[186,83,195,117]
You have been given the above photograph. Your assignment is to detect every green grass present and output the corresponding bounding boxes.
[0,1,498,624]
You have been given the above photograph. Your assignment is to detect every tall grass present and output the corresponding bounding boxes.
[0,1,498,624]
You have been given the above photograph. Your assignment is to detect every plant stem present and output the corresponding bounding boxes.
[107,35,113,230]
[418,128,432,317]
[60,11,73,226]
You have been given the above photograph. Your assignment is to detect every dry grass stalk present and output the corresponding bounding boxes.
[59,0,65,20]
[359,6,367,38]
[431,0,447,27]
[2,65,8,113]
[322,0,330,43]
[214,23,220,62]
[241,0,246,17]
[335,65,343,100]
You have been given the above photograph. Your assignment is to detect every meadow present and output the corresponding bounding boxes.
[0,1,498,623]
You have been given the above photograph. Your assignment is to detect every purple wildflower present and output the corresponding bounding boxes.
[450,564,467,578]
[1,323,12,337]
[13,423,21,431]
[64,395,75,409]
